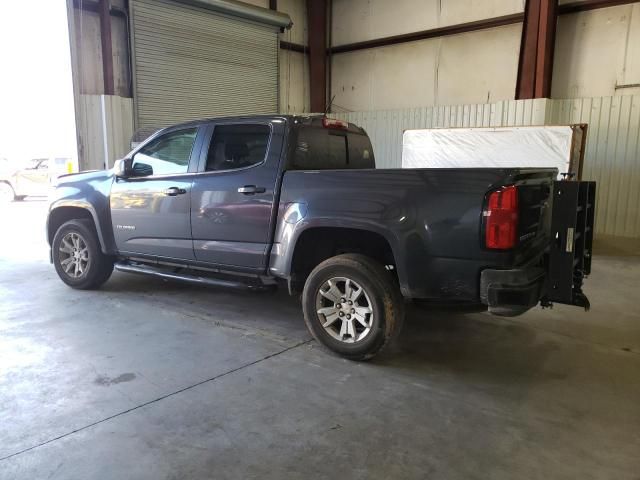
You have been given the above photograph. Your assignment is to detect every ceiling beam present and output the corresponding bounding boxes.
[559,0,639,14]
[329,13,523,54]
[280,40,306,53]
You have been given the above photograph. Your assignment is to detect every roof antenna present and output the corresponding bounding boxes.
[325,95,336,116]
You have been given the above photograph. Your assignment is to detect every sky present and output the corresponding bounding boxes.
[0,0,77,163]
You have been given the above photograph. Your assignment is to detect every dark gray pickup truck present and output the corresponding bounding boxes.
[47,115,595,359]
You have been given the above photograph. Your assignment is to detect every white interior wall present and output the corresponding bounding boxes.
[280,51,309,113]
[331,24,522,111]
[277,0,309,113]
[279,0,307,44]
[330,0,525,111]
[331,0,524,45]
[330,0,640,111]
[553,3,640,98]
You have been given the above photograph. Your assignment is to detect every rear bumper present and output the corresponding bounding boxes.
[480,267,546,317]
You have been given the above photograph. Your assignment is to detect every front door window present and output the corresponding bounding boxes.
[132,128,198,176]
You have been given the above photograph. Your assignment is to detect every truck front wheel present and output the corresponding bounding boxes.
[302,254,404,360]
[52,219,114,290]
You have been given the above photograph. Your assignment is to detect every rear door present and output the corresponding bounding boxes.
[110,126,204,260]
[190,120,284,271]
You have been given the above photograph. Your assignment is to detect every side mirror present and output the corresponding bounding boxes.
[132,162,153,177]
[114,158,132,178]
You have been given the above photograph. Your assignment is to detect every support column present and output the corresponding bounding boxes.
[515,0,558,99]
[307,0,327,112]
[99,0,114,95]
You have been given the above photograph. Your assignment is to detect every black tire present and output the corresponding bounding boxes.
[52,219,114,289]
[302,253,404,361]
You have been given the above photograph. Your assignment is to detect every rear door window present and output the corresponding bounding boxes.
[205,124,271,171]
[292,127,373,170]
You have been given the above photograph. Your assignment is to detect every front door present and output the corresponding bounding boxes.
[110,126,202,260]
[190,122,283,270]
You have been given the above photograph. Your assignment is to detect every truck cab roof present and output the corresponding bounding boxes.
[133,114,367,145]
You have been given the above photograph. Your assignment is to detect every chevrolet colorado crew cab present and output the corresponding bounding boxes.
[47,115,595,360]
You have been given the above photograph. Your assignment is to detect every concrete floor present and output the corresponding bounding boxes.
[1,200,639,480]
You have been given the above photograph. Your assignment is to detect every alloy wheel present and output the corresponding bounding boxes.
[58,232,90,278]
[315,276,374,343]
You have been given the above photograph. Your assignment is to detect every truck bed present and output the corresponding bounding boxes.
[270,167,556,301]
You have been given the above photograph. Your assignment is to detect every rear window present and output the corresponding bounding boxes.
[291,127,374,170]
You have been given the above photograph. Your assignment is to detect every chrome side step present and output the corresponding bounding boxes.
[114,262,275,292]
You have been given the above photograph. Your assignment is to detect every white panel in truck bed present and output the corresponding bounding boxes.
[402,126,572,178]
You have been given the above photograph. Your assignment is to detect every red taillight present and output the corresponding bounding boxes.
[322,117,348,129]
[485,186,519,249]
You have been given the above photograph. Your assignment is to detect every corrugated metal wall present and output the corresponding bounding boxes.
[547,96,640,238]
[334,95,640,239]
[77,95,134,170]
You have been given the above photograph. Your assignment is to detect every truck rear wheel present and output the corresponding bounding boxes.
[302,254,404,361]
[52,219,114,290]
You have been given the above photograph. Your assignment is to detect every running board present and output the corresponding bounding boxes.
[114,262,274,292]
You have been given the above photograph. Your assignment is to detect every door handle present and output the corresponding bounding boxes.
[238,185,266,195]
[164,187,187,196]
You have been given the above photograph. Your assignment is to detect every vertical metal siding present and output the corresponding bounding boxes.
[335,95,640,239]
[548,95,640,238]
[130,0,279,130]
[103,95,135,164]
[77,95,103,171]
[77,95,134,170]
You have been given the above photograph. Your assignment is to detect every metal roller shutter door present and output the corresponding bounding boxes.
[130,0,279,130]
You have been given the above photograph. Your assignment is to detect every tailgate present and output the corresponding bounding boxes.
[545,180,596,309]
[510,170,556,261]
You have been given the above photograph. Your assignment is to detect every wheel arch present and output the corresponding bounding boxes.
[0,179,16,192]
[283,225,402,294]
[47,204,108,254]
